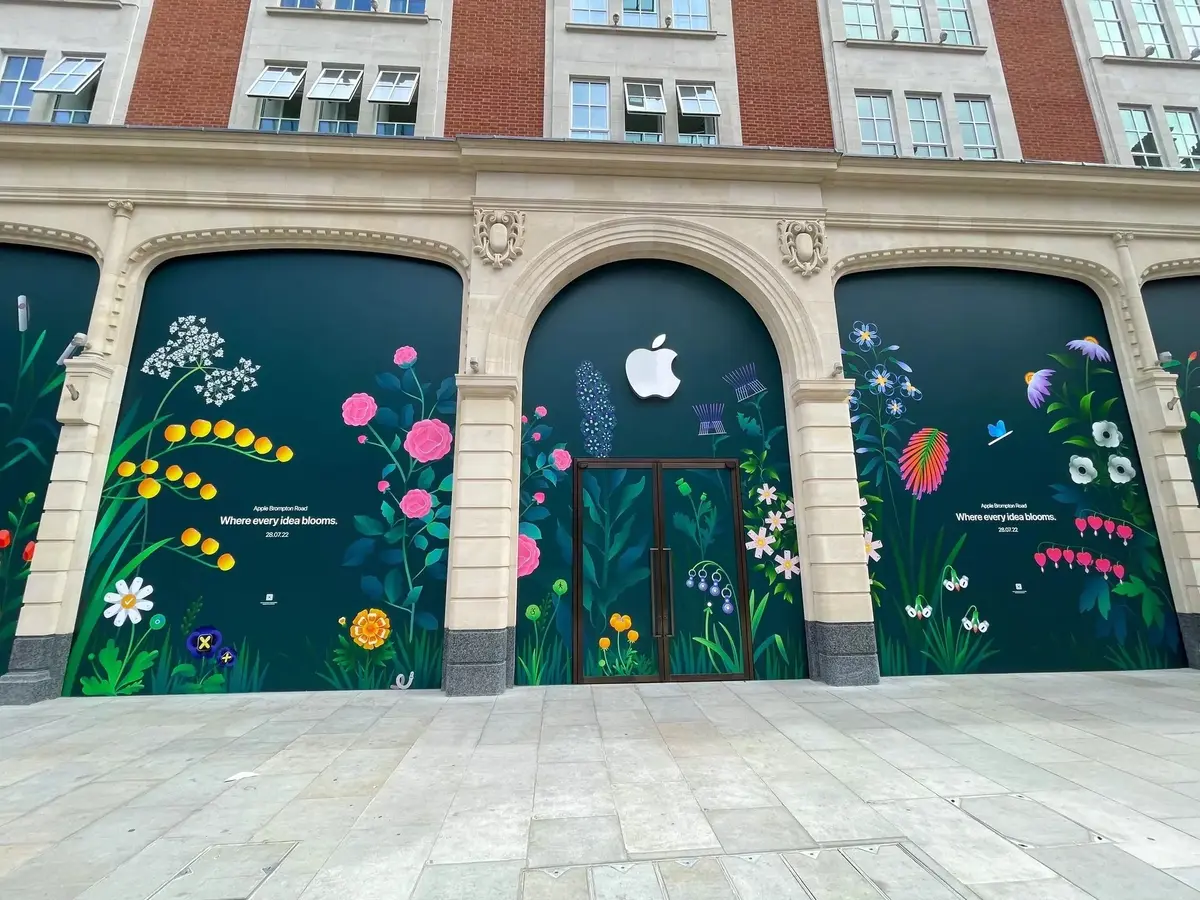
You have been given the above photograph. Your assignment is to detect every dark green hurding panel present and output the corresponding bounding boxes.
[1144,277,1200,503]
[515,260,806,685]
[0,245,99,676]
[836,267,1184,675]
[68,250,462,695]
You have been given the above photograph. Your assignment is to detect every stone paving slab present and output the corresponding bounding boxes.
[4,672,1200,898]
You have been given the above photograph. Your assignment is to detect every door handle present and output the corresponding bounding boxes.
[649,547,663,637]
[663,547,676,637]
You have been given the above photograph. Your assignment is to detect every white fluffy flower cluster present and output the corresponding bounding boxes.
[140,315,261,407]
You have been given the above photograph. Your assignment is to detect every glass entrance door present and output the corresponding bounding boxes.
[573,459,750,683]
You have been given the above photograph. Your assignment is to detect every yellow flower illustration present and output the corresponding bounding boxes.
[165,465,183,481]
[163,424,186,443]
[217,553,235,571]
[191,419,212,438]
[253,436,273,455]
[199,484,217,500]
[137,479,161,499]
[599,636,611,650]
[628,630,639,644]
[140,459,159,475]
[350,608,392,650]
[183,472,201,489]
[200,537,219,555]
[181,527,201,547]
[116,461,136,477]
[234,428,255,448]
[609,613,632,633]
[338,616,347,626]
[276,446,294,463]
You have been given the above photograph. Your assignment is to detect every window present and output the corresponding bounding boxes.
[624,81,665,142]
[369,70,419,136]
[1165,108,1200,168]
[333,0,374,8]
[570,80,609,140]
[572,0,608,23]
[1089,0,1129,54]
[0,55,43,123]
[956,97,997,158]
[258,96,302,132]
[31,57,102,95]
[890,0,926,41]
[907,95,947,157]
[247,65,306,99]
[1132,0,1173,56]
[1177,0,1200,54]
[280,0,319,6]
[390,0,425,11]
[856,93,897,155]
[675,83,719,144]
[1118,106,1163,166]
[843,0,879,38]
[52,83,96,124]
[936,0,973,44]
[622,0,657,26]
[671,0,709,30]
[308,68,363,102]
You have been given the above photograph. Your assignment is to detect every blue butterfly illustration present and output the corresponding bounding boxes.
[987,420,1013,445]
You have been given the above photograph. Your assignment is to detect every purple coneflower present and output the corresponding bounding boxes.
[1025,369,1054,408]
[1066,336,1112,362]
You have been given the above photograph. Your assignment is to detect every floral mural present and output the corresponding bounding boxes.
[0,246,99,676]
[838,268,1184,675]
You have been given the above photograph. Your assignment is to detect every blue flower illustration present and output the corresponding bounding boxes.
[848,389,861,410]
[886,399,905,417]
[850,321,879,350]
[898,376,922,401]
[576,360,616,457]
[867,366,894,395]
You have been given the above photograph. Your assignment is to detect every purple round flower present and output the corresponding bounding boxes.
[721,601,735,615]
[215,646,238,668]
[187,627,222,658]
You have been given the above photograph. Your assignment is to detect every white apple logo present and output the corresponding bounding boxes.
[625,334,681,399]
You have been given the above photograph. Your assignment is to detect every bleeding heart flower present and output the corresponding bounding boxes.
[1077,550,1094,572]
[1075,517,1088,536]
[1112,562,1125,581]
[1087,515,1103,534]
[1046,547,1063,567]
[1034,551,1047,572]
[1063,548,1076,567]
[1116,524,1133,545]
[1096,558,1112,579]
[1104,519,1116,537]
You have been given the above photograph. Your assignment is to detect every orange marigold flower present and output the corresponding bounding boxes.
[350,607,392,650]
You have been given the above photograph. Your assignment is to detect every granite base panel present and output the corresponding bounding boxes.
[805,620,880,687]
[0,632,72,705]
[443,662,508,697]
[442,627,510,697]
[1179,612,1200,670]
[505,625,515,689]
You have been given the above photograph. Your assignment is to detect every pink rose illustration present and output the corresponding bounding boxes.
[516,533,540,578]
[521,415,528,424]
[532,433,542,442]
[393,345,418,367]
[535,405,547,418]
[357,434,367,444]
[551,448,572,471]
[378,480,390,493]
[404,418,453,463]
[533,492,545,504]
[399,488,433,519]
[342,393,378,427]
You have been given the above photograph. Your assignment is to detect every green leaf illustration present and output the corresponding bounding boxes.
[1048,418,1076,434]
[354,515,385,536]
[1046,401,1066,413]
[1078,391,1094,420]
[425,548,445,567]
[427,522,451,540]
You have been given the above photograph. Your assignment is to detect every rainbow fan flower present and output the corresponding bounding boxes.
[899,427,949,499]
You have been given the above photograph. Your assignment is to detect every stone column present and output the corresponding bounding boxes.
[442,373,520,696]
[1112,234,1200,667]
[0,200,134,704]
[791,377,880,685]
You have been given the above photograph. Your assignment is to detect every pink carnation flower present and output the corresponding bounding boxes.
[551,448,572,471]
[533,492,545,504]
[342,393,378,427]
[535,406,547,417]
[532,433,542,442]
[404,418,453,463]
[516,534,540,578]
[378,480,390,493]
[357,434,367,444]
[393,346,418,367]
[521,415,528,424]
[399,488,433,519]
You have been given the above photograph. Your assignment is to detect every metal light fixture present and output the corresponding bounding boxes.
[938,30,948,43]
[890,27,900,40]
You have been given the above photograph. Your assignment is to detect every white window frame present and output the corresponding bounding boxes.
[30,56,103,96]
[307,67,363,102]
[624,81,666,115]
[956,96,998,158]
[889,0,926,41]
[1165,107,1198,167]
[1131,0,1174,56]
[676,83,720,117]
[1119,105,1164,166]
[1089,0,1130,53]
[1177,0,1200,54]
[0,55,44,122]
[935,0,974,44]
[906,94,948,157]
[843,0,880,38]
[247,65,306,100]
[368,70,419,105]
[856,92,897,156]
[622,0,657,26]
[671,0,709,30]
[571,0,608,24]
[569,79,610,140]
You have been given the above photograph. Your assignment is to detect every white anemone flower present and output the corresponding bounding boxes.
[103,577,154,627]
[1108,455,1137,484]
[1091,421,1122,448]
[1069,455,1097,485]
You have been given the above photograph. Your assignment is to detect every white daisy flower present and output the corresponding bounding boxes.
[745,527,776,559]
[102,577,155,627]
[756,484,777,505]
[858,497,867,519]
[784,499,796,519]
[864,531,882,562]
[774,550,799,579]
[765,511,786,532]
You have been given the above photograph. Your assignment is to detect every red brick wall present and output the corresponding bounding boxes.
[444,0,544,137]
[989,0,1104,163]
[125,0,251,127]
[730,0,834,148]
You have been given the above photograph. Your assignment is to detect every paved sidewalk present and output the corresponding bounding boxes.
[5,673,1200,899]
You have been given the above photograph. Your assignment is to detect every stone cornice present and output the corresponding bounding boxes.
[455,374,519,399]
[1,126,1198,203]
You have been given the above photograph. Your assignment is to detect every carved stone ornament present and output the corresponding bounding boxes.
[473,209,526,269]
[778,219,828,276]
